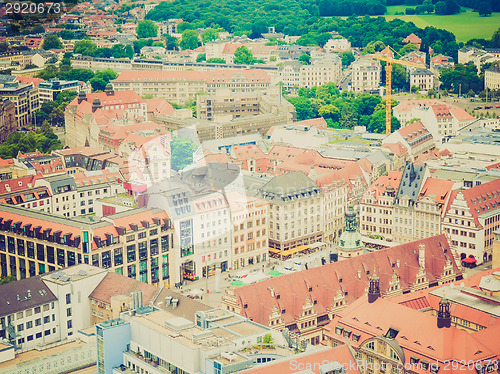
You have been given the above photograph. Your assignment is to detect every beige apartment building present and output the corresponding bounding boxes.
[0,81,39,127]
[485,65,500,90]
[0,205,174,287]
[351,58,381,93]
[228,192,269,271]
[260,172,324,254]
[111,70,272,106]
[0,98,17,143]
[409,68,434,91]
[299,60,342,88]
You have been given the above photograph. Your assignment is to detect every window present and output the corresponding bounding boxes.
[66,293,71,304]
[26,321,32,329]
[67,308,72,317]
[17,324,23,332]
[43,316,50,323]
[36,332,42,339]
[67,320,72,329]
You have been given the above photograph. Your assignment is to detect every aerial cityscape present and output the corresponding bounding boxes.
[0,0,498,373]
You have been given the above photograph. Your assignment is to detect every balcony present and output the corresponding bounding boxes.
[123,350,174,374]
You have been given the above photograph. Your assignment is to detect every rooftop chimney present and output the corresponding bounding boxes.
[77,90,86,104]
[368,273,380,303]
[419,243,425,269]
[437,294,451,328]
[92,98,101,113]
[104,83,114,96]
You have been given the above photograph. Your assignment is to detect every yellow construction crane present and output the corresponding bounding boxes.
[372,46,426,134]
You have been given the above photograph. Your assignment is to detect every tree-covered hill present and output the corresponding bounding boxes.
[146,0,387,35]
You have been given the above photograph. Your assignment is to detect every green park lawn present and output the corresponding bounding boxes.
[383,8,500,42]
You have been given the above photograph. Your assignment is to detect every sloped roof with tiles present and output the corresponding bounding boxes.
[418,177,454,212]
[0,276,57,316]
[227,235,460,328]
[324,296,499,367]
[89,272,160,305]
[447,178,500,227]
[365,171,402,202]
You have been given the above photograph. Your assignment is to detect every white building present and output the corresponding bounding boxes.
[485,65,500,90]
[41,264,108,340]
[299,59,342,87]
[350,58,381,93]
[409,68,434,91]
[323,38,351,52]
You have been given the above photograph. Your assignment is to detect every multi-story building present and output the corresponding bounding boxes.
[0,205,174,287]
[228,191,269,271]
[96,307,289,374]
[359,171,401,241]
[443,178,500,264]
[197,87,295,122]
[0,98,16,143]
[259,172,324,255]
[323,280,499,374]
[38,79,88,103]
[111,69,272,106]
[381,120,435,163]
[393,99,475,141]
[458,46,500,72]
[409,68,434,91]
[88,272,161,325]
[0,76,40,127]
[0,263,108,352]
[323,37,351,52]
[299,59,342,88]
[222,234,461,345]
[485,64,500,90]
[392,164,453,244]
[350,58,381,93]
[0,276,59,350]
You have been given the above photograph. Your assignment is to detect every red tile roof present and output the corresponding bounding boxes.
[419,177,454,212]
[0,174,43,195]
[365,171,402,202]
[15,76,44,87]
[89,272,160,305]
[446,179,500,227]
[226,234,460,328]
[324,296,499,366]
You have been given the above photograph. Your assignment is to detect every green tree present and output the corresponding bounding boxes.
[32,25,45,34]
[207,58,226,63]
[42,35,63,50]
[165,35,178,50]
[90,69,118,91]
[368,110,400,133]
[287,96,316,121]
[477,2,492,16]
[201,28,219,44]
[299,53,311,65]
[73,40,98,56]
[392,63,407,90]
[341,51,355,67]
[196,53,206,62]
[234,46,254,65]
[180,30,199,50]
[262,333,274,345]
[170,137,198,171]
[136,20,158,39]
[339,103,358,129]
[0,275,17,285]
[318,104,340,122]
